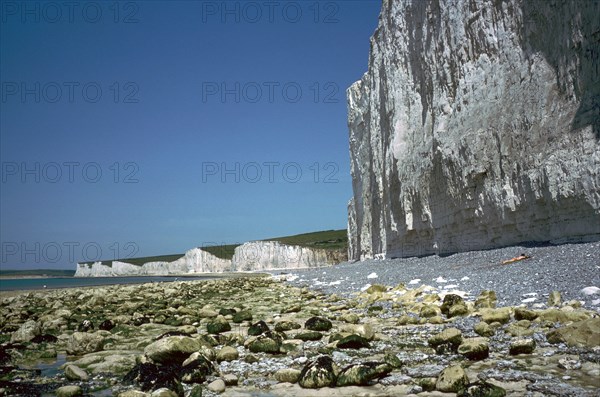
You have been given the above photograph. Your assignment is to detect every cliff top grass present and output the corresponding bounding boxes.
[81,229,347,266]
[265,229,348,250]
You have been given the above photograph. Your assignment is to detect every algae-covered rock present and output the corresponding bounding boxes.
[514,307,538,321]
[509,339,536,355]
[428,328,463,350]
[384,352,403,369]
[441,294,465,315]
[449,304,469,318]
[11,320,41,343]
[66,332,105,355]
[206,316,231,334]
[546,318,600,348]
[474,322,495,337]
[366,284,387,294]
[274,320,301,332]
[420,305,441,318]
[458,381,506,397]
[548,291,562,307]
[232,310,252,323]
[305,317,332,331]
[56,385,83,397]
[181,352,216,383]
[336,362,391,386]
[295,331,323,341]
[537,309,590,323]
[298,355,337,388]
[65,364,89,381]
[337,334,371,349]
[144,336,202,364]
[124,362,183,395]
[216,346,239,362]
[248,334,281,354]
[343,323,374,340]
[458,338,490,361]
[247,320,270,336]
[436,364,469,393]
[481,308,511,324]
[274,368,301,383]
[475,291,497,309]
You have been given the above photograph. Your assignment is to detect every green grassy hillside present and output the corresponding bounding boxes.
[81,229,347,265]
[266,229,347,250]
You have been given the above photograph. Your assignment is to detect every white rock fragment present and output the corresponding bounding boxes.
[409,279,421,285]
[367,272,378,279]
[581,286,600,295]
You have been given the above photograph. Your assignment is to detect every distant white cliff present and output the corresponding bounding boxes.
[232,241,335,271]
[74,248,231,277]
[75,242,343,277]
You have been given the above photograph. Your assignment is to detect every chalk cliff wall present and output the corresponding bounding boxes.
[74,248,232,277]
[75,243,343,276]
[232,241,338,271]
[348,0,600,260]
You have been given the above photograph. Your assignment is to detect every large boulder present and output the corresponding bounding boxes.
[64,364,89,381]
[181,352,216,384]
[428,328,463,352]
[144,336,202,364]
[546,318,600,348]
[458,338,490,361]
[336,362,391,386]
[436,364,469,393]
[10,320,41,343]
[305,317,332,331]
[298,355,337,389]
[66,332,105,355]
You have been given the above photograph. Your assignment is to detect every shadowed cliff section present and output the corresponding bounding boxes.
[520,0,600,138]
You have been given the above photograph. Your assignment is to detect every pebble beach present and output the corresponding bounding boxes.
[0,242,599,397]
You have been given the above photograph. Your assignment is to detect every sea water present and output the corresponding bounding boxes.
[0,276,215,291]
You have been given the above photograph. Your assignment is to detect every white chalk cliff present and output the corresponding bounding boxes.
[75,243,341,277]
[74,248,232,277]
[232,241,337,271]
[348,0,600,260]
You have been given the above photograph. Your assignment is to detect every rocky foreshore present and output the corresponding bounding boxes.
[1,274,599,397]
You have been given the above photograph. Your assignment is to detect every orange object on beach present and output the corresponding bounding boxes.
[502,254,531,265]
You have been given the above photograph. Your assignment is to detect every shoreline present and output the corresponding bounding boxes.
[0,272,269,296]
[0,275,72,280]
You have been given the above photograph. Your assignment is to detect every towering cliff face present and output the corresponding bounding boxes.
[232,241,337,271]
[348,0,600,260]
[74,248,231,277]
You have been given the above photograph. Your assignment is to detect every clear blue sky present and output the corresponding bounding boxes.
[0,0,381,269]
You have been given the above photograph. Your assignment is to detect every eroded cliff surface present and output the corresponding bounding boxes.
[348,0,600,260]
